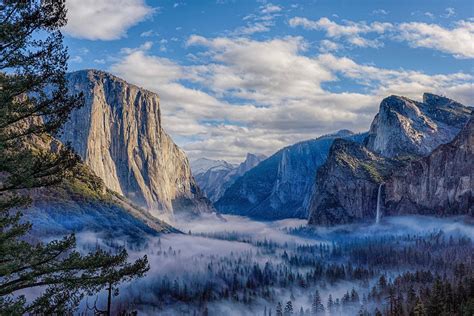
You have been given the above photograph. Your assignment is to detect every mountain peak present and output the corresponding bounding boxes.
[68,69,158,99]
[366,94,471,158]
[63,70,212,215]
[422,92,455,107]
[245,153,267,162]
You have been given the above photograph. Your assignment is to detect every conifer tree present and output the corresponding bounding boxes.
[284,300,293,316]
[276,301,283,316]
[0,0,149,313]
[311,289,324,315]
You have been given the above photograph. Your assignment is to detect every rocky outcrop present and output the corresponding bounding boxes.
[27,163,177,240]
[191,158,236,176]
[384,114,473,216]
[7,118,175,238]
[307,139,403,225]
[308,93,472,226]
[63,70,212,216]
[365,93,471,158]
[193,153,266,202]
[216,131,366,219]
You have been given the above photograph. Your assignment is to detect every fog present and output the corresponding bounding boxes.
[44,214,474,315]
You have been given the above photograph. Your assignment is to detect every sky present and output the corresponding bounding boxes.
[63,0,474,163]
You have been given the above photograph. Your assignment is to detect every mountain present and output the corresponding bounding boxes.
[27,162,177,241]
[14,120,175,240]
[365,93,471,158]
[307,139,404,225]
[308,93,472,226]
[62,70,212,216]
[215,131,367,219]
[384,113,473,216]
[191,158,236,175]
[193,153,266,202]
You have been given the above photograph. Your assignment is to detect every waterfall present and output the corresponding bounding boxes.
[375,183,383,224]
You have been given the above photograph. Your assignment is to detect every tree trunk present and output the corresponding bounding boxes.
[107,282,112,316]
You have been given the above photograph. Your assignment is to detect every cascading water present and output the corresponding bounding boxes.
[375,183,383,224]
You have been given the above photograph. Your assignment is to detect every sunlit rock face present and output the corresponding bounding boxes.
[308,93,472,226]
[216,131,366,219]
[62,70,212,216]
[385,114,474,216]
[193,153,266,202]
[307,139,402,226]
[365,93,471,158]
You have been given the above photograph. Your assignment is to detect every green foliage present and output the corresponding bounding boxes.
[0,1,150,313]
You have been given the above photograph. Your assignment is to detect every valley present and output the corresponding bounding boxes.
[76,214,474,315]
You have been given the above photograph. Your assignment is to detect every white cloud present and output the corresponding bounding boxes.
[441,8,455,18]
[70,55,83,63]
[397,20,474,59]
[317,54,473,103]
[318,39,340,52]
[424,12,435,19]
[290,16,474,59]
[289,17,392,48]
[140,29,158,37]
[110,37,472,162]
[64,0,153,40]
[232,22,272,36]
[260,3,282,14]
[372,9,389,16]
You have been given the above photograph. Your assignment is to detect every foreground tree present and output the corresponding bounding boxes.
[0,0,149,313]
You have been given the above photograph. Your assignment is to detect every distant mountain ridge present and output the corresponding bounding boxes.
[191,158,237,175]
[63,70,213,216]
[193,153,266,202]
[215,130,367,219]
[309,93,472,226]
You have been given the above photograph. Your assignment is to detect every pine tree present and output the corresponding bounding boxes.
[284,300,294,316]
[0,1,149,313]
[427,277,445,315]
[413,298,426,316]
[327,294,334,313]
[350,288,360,304]
[311,289,324,315]
[276,302,283,316]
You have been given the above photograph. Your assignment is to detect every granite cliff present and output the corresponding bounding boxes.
[7,118,175,239]
[193,153,266,202]
[307,139,403,225]
[62,70,212,216]
[308,93,472,226]
[365,93,471,158]
[384,113,473,216]
[216,131,366,219]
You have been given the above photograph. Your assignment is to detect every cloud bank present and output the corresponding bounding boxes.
[64,0,153,40]
[110,34,472,162]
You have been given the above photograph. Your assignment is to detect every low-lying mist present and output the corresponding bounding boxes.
[61,214,474,315]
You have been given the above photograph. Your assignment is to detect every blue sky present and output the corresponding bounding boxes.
[63,0,474,162]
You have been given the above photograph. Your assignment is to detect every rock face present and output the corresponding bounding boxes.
[365,93,471,158]
[9,118,175,239]
[62,70,212,216]
[384,114,473,216]
[28,164,177,240]
[308,93,472,226]
[193,153,266,202]
[307,139,402,225]
[216,131,366,219]
[191,158,236,176]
